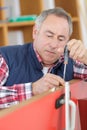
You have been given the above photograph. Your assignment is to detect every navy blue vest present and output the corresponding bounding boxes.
[0,43,74,86]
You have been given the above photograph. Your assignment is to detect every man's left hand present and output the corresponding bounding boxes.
[67,39,87,65]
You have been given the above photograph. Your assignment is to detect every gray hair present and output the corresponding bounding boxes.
[35,7,73,36]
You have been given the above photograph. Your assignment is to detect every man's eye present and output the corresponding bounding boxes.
[59,39,63,41]
[59,38,64,41]
[47,35,53,37]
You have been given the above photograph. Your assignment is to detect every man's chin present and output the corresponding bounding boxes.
[43,60,58,66]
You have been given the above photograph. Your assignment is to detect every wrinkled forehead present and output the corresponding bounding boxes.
[40,15,70,35]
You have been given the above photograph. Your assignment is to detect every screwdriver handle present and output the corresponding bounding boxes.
[64,45,69,64]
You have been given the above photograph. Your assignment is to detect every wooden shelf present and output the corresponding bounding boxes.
[72,17,79,22]
[0,0,82,46]
[55,0,82,40]
[0,0,44,46]
[0,21,34,28]
[7,21,35,27]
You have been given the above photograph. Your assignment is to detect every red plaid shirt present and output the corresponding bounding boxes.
[0,53,87,109]
[0,55,32,109]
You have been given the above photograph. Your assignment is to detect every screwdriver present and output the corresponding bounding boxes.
[63,45,69,80]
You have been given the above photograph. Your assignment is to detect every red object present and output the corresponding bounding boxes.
[0,88,65,130]
[0,80,87,130]
[70,80,87,130]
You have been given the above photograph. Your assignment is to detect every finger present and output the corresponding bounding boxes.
[47,73,65,86]
[77,49,86,61]
[44,75,60,87]
[72,44,82,60]
[67,39,77,51]
[67,40,82,58]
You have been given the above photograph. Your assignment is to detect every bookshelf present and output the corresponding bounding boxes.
[0,0,44,46]
[0,0,82,46]
[54,0,82,40]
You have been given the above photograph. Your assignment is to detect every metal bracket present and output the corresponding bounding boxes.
[55,94,65,109]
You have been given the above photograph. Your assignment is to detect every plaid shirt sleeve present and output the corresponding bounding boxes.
[0,55,9,85]
[73,60,87,79]
[0,55,32,109]
[0,83,32,109]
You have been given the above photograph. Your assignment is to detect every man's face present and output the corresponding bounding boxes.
[33,15,70,66]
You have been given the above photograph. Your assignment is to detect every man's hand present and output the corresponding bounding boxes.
[32,73,65,95]
[67,39,87,64]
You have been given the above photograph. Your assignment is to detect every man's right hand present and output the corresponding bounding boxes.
[32,73,65,95]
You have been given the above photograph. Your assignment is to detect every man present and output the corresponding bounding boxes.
[0,7,87,109]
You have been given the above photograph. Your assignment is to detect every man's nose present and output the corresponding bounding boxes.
[50,39,59,48]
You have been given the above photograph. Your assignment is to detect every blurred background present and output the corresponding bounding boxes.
[0,0,87,47]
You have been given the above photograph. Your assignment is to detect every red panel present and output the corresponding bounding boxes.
[0,89,65,130]
[70,80,87,130]
[0,80,86,130]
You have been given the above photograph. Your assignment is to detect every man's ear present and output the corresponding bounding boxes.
[32,25,38,39]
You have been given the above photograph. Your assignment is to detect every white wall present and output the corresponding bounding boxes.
[78,0,87,48]
[43,0,55,9]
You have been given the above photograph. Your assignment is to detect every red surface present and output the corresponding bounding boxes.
[0,80,87,130]
[70,80,87,130]
[70,80,87,99]
[0,89,65,130]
